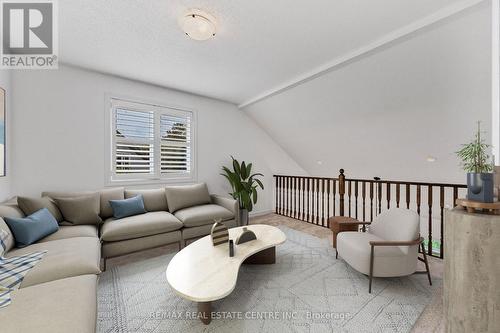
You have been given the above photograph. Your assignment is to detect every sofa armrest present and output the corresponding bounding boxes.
[210,194,240,225]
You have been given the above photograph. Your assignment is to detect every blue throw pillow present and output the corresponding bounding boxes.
[109,194,147,219]
[4,208,59,247]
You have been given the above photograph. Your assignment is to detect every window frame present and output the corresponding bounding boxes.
[105,95,197,186]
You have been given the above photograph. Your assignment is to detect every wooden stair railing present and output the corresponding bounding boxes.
[273,169,467,259]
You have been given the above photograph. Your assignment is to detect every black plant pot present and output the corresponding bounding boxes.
[467,172,494,203]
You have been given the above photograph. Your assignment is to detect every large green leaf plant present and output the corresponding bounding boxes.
[221,156,264,212]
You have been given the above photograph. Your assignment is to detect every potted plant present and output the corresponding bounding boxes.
[456,122,494,203]
[221,156,264,226]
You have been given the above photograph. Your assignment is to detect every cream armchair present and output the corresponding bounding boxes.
[336,208,432,293]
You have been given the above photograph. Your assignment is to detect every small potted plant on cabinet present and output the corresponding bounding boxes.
[221,156,264,226]
[456,122,494,203]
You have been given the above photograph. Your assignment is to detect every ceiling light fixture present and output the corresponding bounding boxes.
[179,9,217,41]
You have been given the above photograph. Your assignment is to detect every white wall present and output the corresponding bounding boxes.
[10,65,306,213]
[244,2,492,184]
[0,70,11,201]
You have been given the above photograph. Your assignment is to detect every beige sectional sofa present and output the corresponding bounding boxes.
[0,183,238,333]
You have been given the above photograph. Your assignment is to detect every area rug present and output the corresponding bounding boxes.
[97,226,440,333]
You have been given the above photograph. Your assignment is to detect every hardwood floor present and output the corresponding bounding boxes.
[106,213,444,332]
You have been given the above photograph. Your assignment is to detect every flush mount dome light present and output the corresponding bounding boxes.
[179,9,217,41]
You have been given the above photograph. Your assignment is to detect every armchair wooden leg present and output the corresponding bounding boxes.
[102,258,107,272]
[421,243,432,286]
[335,248,338,259]
[369,245,375,293]
[416,243,432,286]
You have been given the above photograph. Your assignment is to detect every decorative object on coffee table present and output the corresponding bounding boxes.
[235,226,257,244]
[221,156,264,226]
[456,121,494,203]
[210,220,229,246]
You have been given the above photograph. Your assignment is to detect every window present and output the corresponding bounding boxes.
[108,98,195,184]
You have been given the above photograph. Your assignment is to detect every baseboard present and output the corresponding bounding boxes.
[249,209,273,217]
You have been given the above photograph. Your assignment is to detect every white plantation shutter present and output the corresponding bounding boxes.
[160,113,192,176]
[109,98,195,183]
[114,109,155,176]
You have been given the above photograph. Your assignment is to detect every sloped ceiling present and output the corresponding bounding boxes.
[243,2,492,183]
[59,0,462,104]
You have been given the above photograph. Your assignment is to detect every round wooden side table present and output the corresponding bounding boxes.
[328,216,359,248]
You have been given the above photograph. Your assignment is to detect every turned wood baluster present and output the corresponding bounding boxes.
[354,181,359,220]
[339,169,346,217]
[428,185,433,256]
[294,177,297,219]
[288,177,292,217]
[369,181,374,221]
[311,178,315,223]
[305,178,311,222]
[326,179,331,227]
[453,186,458,208]
[321,178,326,226]
[274,177,279,214]
[416,185,421,216]
[302,178,306,221]
[396,184,400,208]
[377,181,382,214]
[347,181,352,218]
[386,183,391,210]
[440,186,445,259]
[296,177,300,219]
[406,184,411,209]
[332,179,337,217]
[299,178,303,221]
[280,177,284,215]
[281,176,287,216]
[316,178,320,224]
[362,182,366,222]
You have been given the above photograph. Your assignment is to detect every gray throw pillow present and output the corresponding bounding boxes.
[54,194,102,225]
[124,188,168,212]
[17,196,64,222]
[165,183,211,213]
[99,187,125,218]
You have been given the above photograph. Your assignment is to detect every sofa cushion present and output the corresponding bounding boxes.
[4,208,59,247]
[109,195,146,219]
[99,187,125,219]
[165,183,211,213]
[54,194,102,225]
[0,218,15,252]
[17,196,63,222]
[102,231,181,259]
[100,211,182,242]
[0,275,97,333]
[125,188,168,212]
[5,237,101,287]
[174,204,234,228]
[37,225,98,243]
[0,202,25,219]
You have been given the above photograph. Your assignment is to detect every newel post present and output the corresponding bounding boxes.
[339,169,345,216]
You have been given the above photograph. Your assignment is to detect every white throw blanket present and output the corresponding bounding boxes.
[0,229,46,308]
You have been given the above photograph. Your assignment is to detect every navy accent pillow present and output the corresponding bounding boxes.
[109,194,147,219]
[4,208,59,247]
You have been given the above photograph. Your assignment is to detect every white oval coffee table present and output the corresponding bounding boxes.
[166,224,286,324]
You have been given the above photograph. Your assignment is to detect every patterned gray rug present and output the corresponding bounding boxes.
[97,226,439,333]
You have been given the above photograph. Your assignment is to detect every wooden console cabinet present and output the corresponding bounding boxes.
[444,208,500,332]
